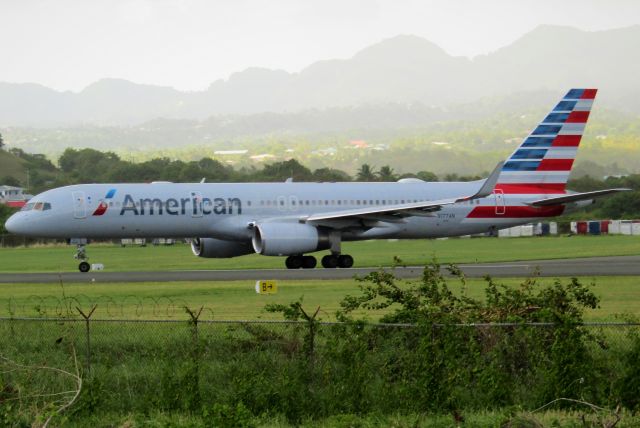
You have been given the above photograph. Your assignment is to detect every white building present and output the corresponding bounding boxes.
[0,185,32,207]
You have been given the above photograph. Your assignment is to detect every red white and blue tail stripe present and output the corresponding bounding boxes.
[495,88,597,195]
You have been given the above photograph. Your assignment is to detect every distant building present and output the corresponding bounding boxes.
[0,185,32,208]
[250,154,276,161]
[349,140,369,149]
[213,150,248,155]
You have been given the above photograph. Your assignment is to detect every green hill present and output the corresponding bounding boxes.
[0,149,28,184]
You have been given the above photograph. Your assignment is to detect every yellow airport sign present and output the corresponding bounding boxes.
[255,280,278,294]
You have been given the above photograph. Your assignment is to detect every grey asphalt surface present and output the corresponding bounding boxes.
[0,255,639,283]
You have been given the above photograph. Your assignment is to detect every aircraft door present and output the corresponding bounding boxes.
[72,191,86,219]
[191,191,203,217]
[494,189,506,215]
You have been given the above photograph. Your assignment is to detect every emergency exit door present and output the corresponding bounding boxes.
[494,189,506,215]
[72,191,86,219]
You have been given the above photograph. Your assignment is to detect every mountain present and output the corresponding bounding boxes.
[0,26,638,126]
[472,25,640,110]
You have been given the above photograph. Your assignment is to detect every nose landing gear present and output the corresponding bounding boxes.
[74,244,91,272]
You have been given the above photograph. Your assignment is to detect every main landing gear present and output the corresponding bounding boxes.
[284,254,354,269]
[284,232,353,269]
[285,255,317,269]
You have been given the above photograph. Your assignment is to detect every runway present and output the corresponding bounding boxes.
[1,255,639,283]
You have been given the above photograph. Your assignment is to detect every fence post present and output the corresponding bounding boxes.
[76,305,97,373]
[298,305,321,359]
[184,306,204,344]
[184,306,204,410]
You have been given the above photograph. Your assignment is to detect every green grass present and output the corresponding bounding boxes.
[1,235,639,273]
[1,275,638,321]
[64,409,640,428]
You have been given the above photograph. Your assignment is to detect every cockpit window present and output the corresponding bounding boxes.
[20,202,52,211]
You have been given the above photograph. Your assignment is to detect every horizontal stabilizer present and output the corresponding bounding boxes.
[528,188,631,207]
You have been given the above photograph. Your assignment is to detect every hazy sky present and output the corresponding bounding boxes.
[1,0,638,92]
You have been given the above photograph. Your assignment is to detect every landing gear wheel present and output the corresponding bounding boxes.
[285,255,304,269]
[321,255,339,268]
[338,254,354,268]
[78,261,91,273]
[302,256,317,269]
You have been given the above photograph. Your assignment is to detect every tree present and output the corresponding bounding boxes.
[416,171,439,182]
[0,132,4,149]
[257,159,313,182]
[356,164,377,181]
[312,168,351,182]
[600,191,640,218]
[377,165,398,182]
[1,176,21,187]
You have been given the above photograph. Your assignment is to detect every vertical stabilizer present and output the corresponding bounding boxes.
[496,88,597,194]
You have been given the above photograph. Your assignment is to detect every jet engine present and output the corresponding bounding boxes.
[252,223,330,256]
[191,237,254,258]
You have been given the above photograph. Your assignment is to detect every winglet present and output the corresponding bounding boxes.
[463,161,503,201]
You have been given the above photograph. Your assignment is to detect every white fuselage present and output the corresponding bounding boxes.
[5,181,557,242]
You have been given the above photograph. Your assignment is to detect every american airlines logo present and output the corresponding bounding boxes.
[92,189,117,216]
[119,194,242,216]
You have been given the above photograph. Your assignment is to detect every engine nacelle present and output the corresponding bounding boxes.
[191,237,254,258]
[252,223,330,256]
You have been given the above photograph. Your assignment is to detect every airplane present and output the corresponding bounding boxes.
[4,88,629,272]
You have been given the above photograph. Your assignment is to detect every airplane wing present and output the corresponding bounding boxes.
[303,162,503,225]
[527,188,631,207]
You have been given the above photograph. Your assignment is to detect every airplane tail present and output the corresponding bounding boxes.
[496,88,597,195]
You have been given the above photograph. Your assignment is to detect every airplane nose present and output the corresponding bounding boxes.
[4,213,25,235]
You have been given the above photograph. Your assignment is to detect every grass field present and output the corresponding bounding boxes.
[0,235,639,273]
[68,410,640,428]
[2,275,638,321]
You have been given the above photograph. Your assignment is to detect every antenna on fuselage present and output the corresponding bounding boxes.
[200,178,206,183]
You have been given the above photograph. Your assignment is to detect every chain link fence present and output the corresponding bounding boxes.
[1,316,639,422]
